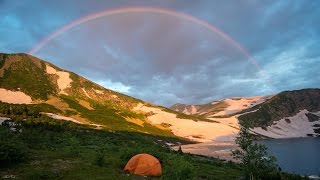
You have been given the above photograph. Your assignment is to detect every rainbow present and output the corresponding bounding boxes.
[29,6,271,86]
[29,7,258,65]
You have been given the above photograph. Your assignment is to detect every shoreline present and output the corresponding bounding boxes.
[171,141,238,162]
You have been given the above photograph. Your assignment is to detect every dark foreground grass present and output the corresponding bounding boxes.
[1,118,305,180]
[0,117,243,180]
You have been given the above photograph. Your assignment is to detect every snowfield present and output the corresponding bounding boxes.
[251,109,320,138]
[182,105,197,114]
[133,103,239,142]
[46,65,72,94]
[44,113,84,124]
[94,89,104,94]
[81,88,91,98]
[176,95,273,117]
[211,95,272,117]
[172,141,237,162]
[0,117,11,124]
[0,88,33,104]
[44,113,104,129]
[207,116,240,129]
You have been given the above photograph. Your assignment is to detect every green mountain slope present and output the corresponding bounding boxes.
[0,53,215,138]
[0,53,56,100]
[0,53,173,136]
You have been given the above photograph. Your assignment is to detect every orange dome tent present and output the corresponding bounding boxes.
[124,153,162,176]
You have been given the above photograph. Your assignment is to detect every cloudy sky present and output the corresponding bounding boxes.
[1,0,319,106]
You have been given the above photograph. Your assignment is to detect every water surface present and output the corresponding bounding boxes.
[259,138,320,176]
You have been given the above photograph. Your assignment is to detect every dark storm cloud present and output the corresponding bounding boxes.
[1,0,319,106]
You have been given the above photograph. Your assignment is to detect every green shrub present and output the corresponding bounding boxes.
[27,169,61,179]
[163,157,195,180]
[94,147,108,167]
[232,126,278,179]
[0,127,27,166]
[65,136,81,157]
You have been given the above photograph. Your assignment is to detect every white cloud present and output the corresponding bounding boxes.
[96,79,131,93]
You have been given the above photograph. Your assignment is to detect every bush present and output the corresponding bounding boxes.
[163,157,194,180]
[95,147,106,167]
[68,136,81,157]
[27,169,61,179]
[0,127,27,166]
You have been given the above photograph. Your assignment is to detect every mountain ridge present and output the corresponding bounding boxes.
[0,53,172,136]
[0,53,235,142]
[170,95,272,118]
[1,53,319,141]
[170,88,320,138]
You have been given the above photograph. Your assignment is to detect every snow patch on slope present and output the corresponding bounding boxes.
[251,109,320,138]
[211,101,219,105]
[81,88,91,98]
[212,96,271,116]
[190,105,197,114]
[208,116,240,129]
[182,105,197,115]
[45,113,84,124]
[46,65,72,94]
[133,103,238,142]
[44,113,104,129]
[172,141,237,162]
[111,95,118,99]
[0,88,32,104]
[94,89,104,94]
[0,117,11,124]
